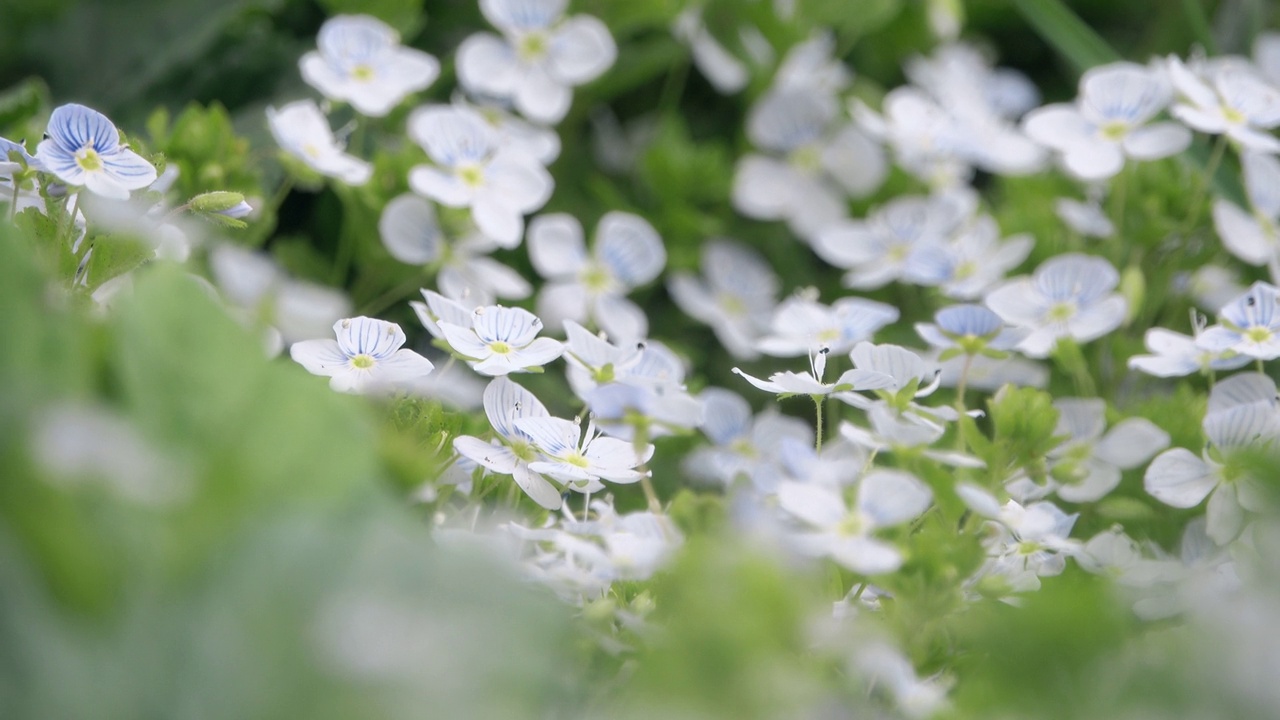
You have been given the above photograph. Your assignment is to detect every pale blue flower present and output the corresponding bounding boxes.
[1197,281,1280,360]
[984,253,1127,358]
[300,14,440,117]
[915,304,1026,354]
[36,104,157,200]
[290,316,434,393]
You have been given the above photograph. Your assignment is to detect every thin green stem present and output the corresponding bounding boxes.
[813,394,824,452]
[632,416,662,514]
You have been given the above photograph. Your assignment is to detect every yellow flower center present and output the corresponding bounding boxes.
[458,164,484,187]
[565,451,590,469]
[488,340,513,354]
[954,260,977,280]
[1223,105,1246,125]
[788,144,823,173]
[350,354,376,369]
[518,32,549,62]
[1099,121,1128,141]
[1047,301,1076,323]
[76,148,103,172]
[352,64,375,81]
[582,265,612,292]
[1246,326,1273,344]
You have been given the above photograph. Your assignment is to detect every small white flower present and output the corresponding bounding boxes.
[1145,386,1279,545]
[682,387,813,489]
[667,239,779,359]
[300,14,440,117]
[985,253,1127,358]
[290,316,434,393]
[1196,281,1280,360]
[812,191,974,290]
[1167,55,1280,152]
[453,376,564,509]
[1056,196,1115,238]
[1048,398,1169,503]
[456,0,616,124]
[906,214,1033,299]
[776,470,933,575]
[1213,151,1280,268]
[1128,322,1250,378]
[672,8,749,94]
[36,103,158,200]
[517,415,652,487]
[755,294,899,358]
[267,99,372,185]
[528,211,665,344]
[978,500,1081,592]
[407,105,553,246]
[1023,61,1190,181]
[734,345,896,397]
[438,305,563,376]
[733,86,887,240]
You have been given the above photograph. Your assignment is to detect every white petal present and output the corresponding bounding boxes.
[777,481,846,528]
[1121,122,1191,160]
[471,195,524,245]
[1023,105,1095,151]
[858,470,932,527]
[1061,140,1125,181]
[820,125,887,198]
[513,415,579,456]
[1206,484,1244,545]
[595,211,665,286]
[289,339,346,377]
[379,194,441,264]
[594,294,649,344]
[828,536,903,575]
[101,149,158,191]
[1095,418,1170,468]
[1066,295,1127,343]
[371,349,435,383]
[1144,448,1217,508]
[409,166,471,207]
[454,436,518,473]
[456,32,521,97]
[439,321,492,359]
[547,15,616,85]
[483,375,550,440]
[513,463,564,509]
[515,67,573,124]
[1213,200,1274,265]
[528,213,587,279]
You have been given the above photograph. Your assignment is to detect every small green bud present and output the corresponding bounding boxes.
[189,191,246,214]
[1120,265,1146,325]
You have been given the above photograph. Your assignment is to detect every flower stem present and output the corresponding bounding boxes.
[632,417,662,514]
[812,394,824,452]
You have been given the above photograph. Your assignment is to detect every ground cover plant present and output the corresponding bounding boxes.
[4,0,1280,717]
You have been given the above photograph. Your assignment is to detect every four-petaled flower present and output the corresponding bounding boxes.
[290,316,435,393]
[36,103,157,200]
[267,99,372,185]
[301,14,440,117]
[439,305,564,376]
[457,0,617,124]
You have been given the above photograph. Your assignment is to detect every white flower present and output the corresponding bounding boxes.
[1023,61,1190,180]
[733,345,896,397]
[579,340,702,440]
[915,303,1027,354]
[456,96,561,165]
[682,387,813,489]
[985,253,1127,358]
[456,0,616,124]
[453,376,564,509]
[1047,398,1169,503]
[1145,373,1279,545]
[407,105,553,247]
[978,500,1081,592]
[208,244,352,347]
[906,213,1033,299]
[667,239,779,359]
[290,316,434,393]
[1167,55,1280,152]
[516,415,652,487]
[812,191,974,290]
[1196,281,1280,360]
[267,100,371,184]
[35,103,157,200]
[755,294,899,358]
[300,14,440,117]
[438,305,563,376]
[776,470,933,575]
[1128,323,1250,378]
[733,87,887,240]
[528,211,665,344]
[1213,151,1280,268]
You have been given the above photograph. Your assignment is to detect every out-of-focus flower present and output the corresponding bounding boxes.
[1167,55,1280,152]
[985,253,1127,358]
[300,14,440,117]
[1023,61,1190,180]
[456,0,616,124]
[407,105,552,247]
[1197,281,1280,360]
[667,239,779,359]
[267,99,372,185]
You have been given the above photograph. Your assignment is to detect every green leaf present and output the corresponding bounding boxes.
[1011,0,1120,74]
[84,234,152,290]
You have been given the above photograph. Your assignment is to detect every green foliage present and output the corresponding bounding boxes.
[986,386,1063,483]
